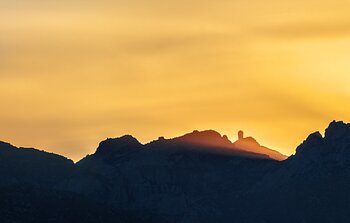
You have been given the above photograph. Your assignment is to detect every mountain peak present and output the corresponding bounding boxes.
[188,130,224,138]
[294,121,350,162]
[325,120,350,141]
[95,135,142,156]
[295,131,323,157]
[174,130,233,148]
[173,130,287,160]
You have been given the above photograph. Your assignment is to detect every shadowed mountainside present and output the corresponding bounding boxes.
[1,121,350,222]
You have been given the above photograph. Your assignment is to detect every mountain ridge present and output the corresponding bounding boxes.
[1,120,350,223]
[77,129,287,162]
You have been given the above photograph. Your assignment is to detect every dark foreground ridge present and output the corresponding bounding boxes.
[1,121,350,223]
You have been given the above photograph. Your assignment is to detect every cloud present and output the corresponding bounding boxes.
[254,19,350,40]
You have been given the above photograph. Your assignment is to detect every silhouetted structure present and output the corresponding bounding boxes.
[238,130,244,140]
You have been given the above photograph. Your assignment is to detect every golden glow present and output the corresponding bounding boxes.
[1,0,350,161]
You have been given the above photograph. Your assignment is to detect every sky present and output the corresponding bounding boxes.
[1,0,350,161]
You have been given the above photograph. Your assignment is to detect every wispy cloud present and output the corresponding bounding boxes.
[254,19,350,40]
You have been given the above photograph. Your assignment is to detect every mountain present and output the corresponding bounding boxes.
[0,141,126,223]
[294,120,350,163]
[232,131,288,161]
[1,121,350,223]
[0,141,74,187]
[238,120,350,222]
[173,129,287,160]
[74,133,277,222]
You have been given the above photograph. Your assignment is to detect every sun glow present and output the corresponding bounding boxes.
[1,0,350,161]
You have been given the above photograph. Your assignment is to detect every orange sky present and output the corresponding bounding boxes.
[1,0,350,161]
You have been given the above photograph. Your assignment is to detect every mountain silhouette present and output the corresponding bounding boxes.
[240,120,350,222]
[0,141,74,188]
[294,120,350,162]
[1,120,350,223]
[94,135,142,157]
[0,142,125,223]
[232,132,288,161]
[173,129,287,160]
